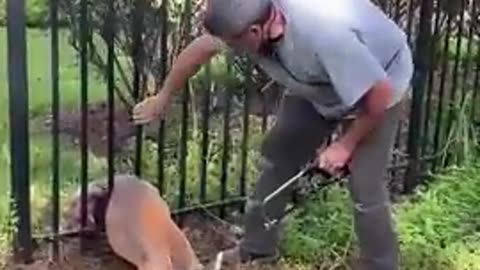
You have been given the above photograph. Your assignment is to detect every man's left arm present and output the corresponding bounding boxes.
[313,28,393,171]
[337,79,392,152]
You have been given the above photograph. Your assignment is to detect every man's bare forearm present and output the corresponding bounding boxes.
[162,34,223,96]
[337,80,393,152]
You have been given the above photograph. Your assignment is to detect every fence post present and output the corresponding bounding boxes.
[403,0,435,193]
[7,0,33,263]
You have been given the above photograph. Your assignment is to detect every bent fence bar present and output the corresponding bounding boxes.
[5,0,480,263]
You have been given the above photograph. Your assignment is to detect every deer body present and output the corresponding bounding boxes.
[104,174,203,270]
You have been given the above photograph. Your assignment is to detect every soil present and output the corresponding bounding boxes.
[6,212,282,270]
[43,101,137,157]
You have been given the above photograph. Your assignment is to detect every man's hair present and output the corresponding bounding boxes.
[203,0,273,37]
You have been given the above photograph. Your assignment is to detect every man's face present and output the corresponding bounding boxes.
[222,24,271,55]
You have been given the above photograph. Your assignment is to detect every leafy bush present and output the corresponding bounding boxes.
[26,0,49,26]
[0,0,5,26]
[280,164,480,270]
[0,0,49,27]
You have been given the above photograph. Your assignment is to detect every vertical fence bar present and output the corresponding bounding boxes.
[157,119,166,196]
[178,0,193,221]
[472,24,480,122]
[421,1,442,158]
[199,62,211,203]
[220,60,232,218]
[7,0,33,262]
[432,10,453,171]
[239,64,252,211]
[390,0,404,185]
[79,0,89,250]
[403,0,434,193]
[443,0,466,166]
[107,0,116,191]
[157,0,169,196]
[132,0,145,176]
[49,0,60,261]
[261,92,268,133]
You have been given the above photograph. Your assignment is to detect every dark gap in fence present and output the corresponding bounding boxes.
[7,0,33,263]
[404,0,434,193]
[49,0,60,261]
[459,0,477,165]
[472,21,480,122]
[443,0,466,167]
[460,0,476,99]
[200,62,211,203]
[157,0,169,196]
[132,0,145,177]
[390,0,403,184]
[157,121,166,196]
[220,58,233,218]
[432,10,453,171]
[393,0,402,23]
[107,0,116,192]
[421,1,442,160]
[79,0,89,252]
[378,0,388,12]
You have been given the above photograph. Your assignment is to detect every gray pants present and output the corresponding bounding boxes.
[240,95,402,270]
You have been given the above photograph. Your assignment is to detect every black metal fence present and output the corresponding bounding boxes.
[4,0,480,264]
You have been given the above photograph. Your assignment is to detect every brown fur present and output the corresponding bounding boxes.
[104,174,203,270]
[63,180,110,232]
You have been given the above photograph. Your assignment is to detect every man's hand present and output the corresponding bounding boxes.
[132,90,171,125]
[316,142,353,175]
[316,79,393,175]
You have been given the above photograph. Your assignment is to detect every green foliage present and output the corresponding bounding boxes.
[280,188,354,268]
[0,0,5,26]
[26,0,49,27]
[396,165,480,270]
[0,28,265,263]
[127,112,264,208]
[439,91,479,166]
[0,0,49,27]
[279,164,480,270]
[0,28,107,257]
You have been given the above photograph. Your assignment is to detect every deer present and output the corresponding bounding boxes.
[63,174,223,270]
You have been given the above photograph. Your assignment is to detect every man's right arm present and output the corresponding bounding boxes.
[161,34,224,96]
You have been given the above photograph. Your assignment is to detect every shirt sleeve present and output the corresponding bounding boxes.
[313,29,388,107]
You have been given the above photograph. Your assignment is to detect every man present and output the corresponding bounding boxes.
[133,0,414,269]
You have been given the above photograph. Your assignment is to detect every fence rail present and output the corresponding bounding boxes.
[4,0,480,264]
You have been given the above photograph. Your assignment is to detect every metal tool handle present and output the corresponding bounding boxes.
[305,161,350,178]
[261,160,349,206]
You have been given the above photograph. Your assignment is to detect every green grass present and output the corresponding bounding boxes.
[0,27,109,259]
[280,164,480,270]
[0,27,264,264]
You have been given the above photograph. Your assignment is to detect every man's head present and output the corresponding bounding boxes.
[203,0,284,54]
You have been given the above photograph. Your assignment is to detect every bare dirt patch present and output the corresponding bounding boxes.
[5,212,291,270]
[42,101,136,157]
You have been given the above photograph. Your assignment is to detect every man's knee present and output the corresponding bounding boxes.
[348,174,391,212]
